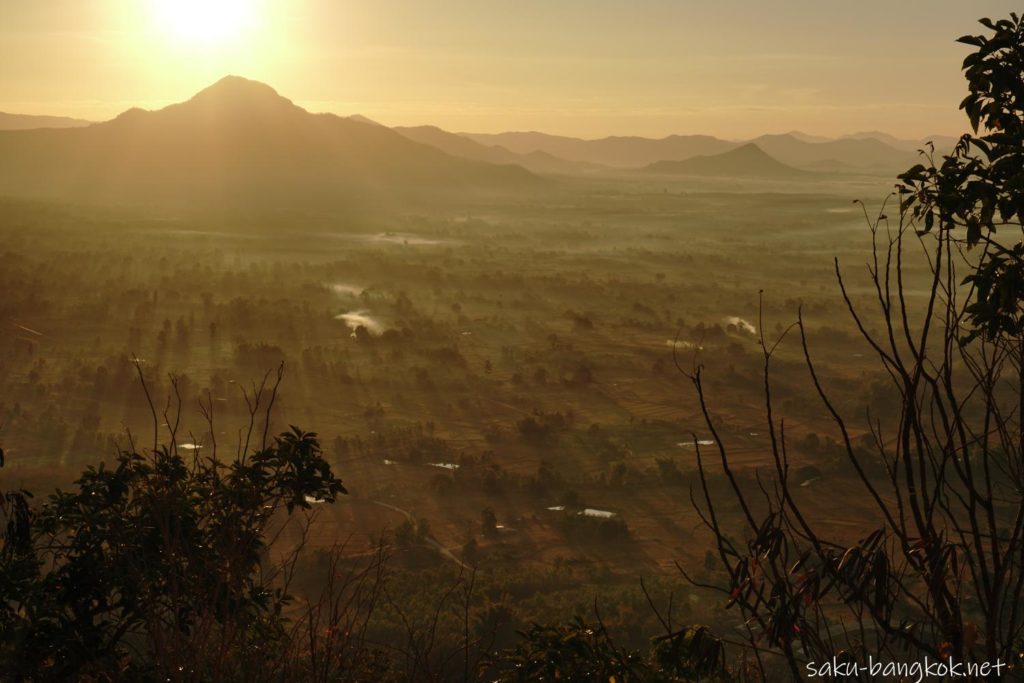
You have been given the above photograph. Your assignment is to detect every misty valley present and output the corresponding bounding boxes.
[0,154,918,666]
[2,10,1024,678]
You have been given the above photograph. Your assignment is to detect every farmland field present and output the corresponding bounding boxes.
[0,168,918,641]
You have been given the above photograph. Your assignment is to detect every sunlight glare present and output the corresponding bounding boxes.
[151,0,256,46]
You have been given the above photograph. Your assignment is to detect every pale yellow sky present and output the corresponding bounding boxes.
[0,1,1017,138]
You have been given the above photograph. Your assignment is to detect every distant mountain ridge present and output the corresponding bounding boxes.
[643,143,806,178]
[747,134,915,171]
[460,131,735,168]
[841,130,960,152]
[457,129,948,172]
[0,112,92,130]
[393,125,602,175]
[0,76,965,211]
[0,76,540,210]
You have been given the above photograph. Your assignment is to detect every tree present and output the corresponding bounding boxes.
[395,518,417,547]
[685,14,1024,680]
[0,427,346,680]
[481,507,498,538]
[488,617,726,682]
[899,14,1024,342]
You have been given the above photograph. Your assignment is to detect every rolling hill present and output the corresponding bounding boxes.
[643,143,808,178]
[394,125,600,175]
[459,131,736,168]
[0,76,540,210]
[841,130,960,154]
[749,133,916,172]
[461,130,926,173]
[0,112,92,130]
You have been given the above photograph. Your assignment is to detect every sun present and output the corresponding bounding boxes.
[151,0,256,47]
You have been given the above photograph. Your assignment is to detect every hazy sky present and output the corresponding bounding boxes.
[1,1,1019,138]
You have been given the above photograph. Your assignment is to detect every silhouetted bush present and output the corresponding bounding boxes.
[0,427,345,680]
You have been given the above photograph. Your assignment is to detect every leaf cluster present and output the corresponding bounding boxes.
[0,427,345,681]
[898,14,1024,341]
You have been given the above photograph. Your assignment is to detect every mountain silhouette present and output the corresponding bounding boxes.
[749,133,914,171]
[0,112,92,130]
[841,130,960,153]
[459,131,736,168]
[461,130,923,172]
[782,130,833,144]
[394,125,601,175]
[643,143,807,177]
[0,76,539,211]
[347,114,384,127]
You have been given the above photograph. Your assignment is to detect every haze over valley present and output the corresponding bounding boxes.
[3,3,1022,680]
[0,72,942,654]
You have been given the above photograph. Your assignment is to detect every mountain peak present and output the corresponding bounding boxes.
[0,76,541,209]
[186,75,297,111]
[732,142,765,152]
[643,141,806,178]
[723,142,774,159]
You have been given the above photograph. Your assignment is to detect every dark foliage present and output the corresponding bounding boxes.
[899,13,1024,341]
[0,427,345,681]
[488,617,726,682]
[686,13,1024,681]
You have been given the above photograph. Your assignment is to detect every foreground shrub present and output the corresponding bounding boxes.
[0,427,345,681]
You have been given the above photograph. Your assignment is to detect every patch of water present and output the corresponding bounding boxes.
[580,508,615,518]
